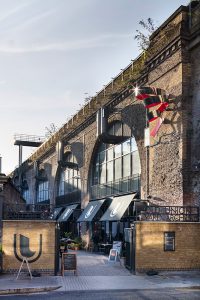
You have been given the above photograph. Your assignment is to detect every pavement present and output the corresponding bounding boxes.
[0,250,199,295]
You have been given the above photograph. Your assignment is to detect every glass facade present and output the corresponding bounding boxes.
[91,122,141,199]
[37,181,49,202]
[58,153,81,196]
[22,189,31,204]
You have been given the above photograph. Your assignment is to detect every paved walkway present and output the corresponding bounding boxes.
[0,250,200,294]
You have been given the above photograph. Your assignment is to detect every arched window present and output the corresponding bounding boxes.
[58,153,81,197]
[91,122,141,199]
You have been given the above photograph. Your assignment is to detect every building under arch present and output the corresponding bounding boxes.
[8,2,200,257]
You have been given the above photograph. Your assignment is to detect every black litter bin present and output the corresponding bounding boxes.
[124,227,135,273]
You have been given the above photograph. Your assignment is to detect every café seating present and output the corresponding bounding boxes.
[87,241,94,252]
[98,243,112,254]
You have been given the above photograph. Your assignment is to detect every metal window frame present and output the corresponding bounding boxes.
[164,231,175,251]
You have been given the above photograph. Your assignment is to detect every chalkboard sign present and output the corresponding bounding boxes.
[62,253,77,275]
[108,249,119,262]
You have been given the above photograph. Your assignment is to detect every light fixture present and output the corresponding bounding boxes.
[134,86,140,96]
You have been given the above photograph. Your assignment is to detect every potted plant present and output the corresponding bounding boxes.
[74,243,80,251]
[68,243,80,250]
[64,232,72,239]
[74,237,83,250]
[59,241,67,256]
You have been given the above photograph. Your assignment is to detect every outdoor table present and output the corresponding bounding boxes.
[99,243,112,254]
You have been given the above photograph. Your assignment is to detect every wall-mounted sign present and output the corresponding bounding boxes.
[14,234,42,263]
[2,221,56,275]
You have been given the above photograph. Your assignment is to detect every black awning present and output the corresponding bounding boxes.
[58,204,79,222]
[77,199,106,222]
[100,194,136,221]
[52,207,63,220]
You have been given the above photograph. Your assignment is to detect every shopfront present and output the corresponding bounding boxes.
[100,193,136,243]
[77,199,112,243]
[58,204,81,238]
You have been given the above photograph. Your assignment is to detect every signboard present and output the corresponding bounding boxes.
[112,241,122,255]
[108,249,120,262]
[61,253,77,275]
[2,221,56,275]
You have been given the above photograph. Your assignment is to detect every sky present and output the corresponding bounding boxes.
[0,0,189,175]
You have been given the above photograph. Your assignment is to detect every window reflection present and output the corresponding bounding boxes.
[37,181,49,202]
[23,189,31,204]
[92,122,141,194]
[58,154,80,196]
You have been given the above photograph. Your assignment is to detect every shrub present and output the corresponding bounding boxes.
[64,232,72,239]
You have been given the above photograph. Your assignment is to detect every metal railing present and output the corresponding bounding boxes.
[56,190,81,206]
[3,203,55,220]
[14,134,46,143]
[90,174,140,199]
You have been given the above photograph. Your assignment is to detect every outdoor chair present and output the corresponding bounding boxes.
[87,241,94,252]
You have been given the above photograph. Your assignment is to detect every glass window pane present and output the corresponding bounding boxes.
[64,169,69,180]
[99,151,106,164]
[132,151,141,174]
[107,147,113,161]
[164,232,175,251]
[68,178,73,191]
[93,164,99,185]
[59,181,64,196]
[122,139,131,155]
[66,153,72,162]
[131,137,137,152]
[99,143,106,152]
[94,154,99,165]
[74,168,78,177]
[100,163,106,184]
[115,158,122,180]
[37,181,49,202]
[114,144,121,158]
[65,181,70,193]
[68,168,73,179]
[78,177,81,190]
[107,161,113,182]
[123,154,131,178]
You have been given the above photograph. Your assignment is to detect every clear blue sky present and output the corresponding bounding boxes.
[0,0,189,174]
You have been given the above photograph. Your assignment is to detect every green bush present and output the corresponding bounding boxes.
[68,242,81,250]
[74,237,82,244]
[74,237,85,249]
[64,232,72,239]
